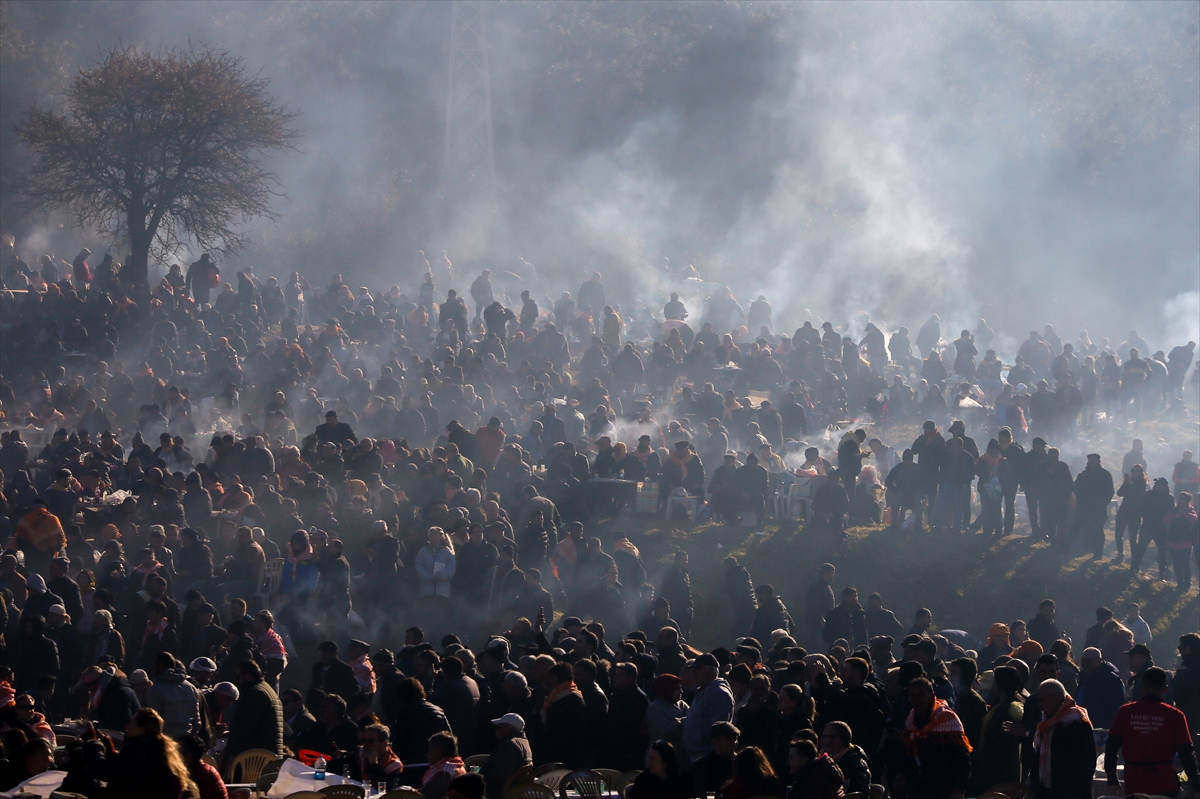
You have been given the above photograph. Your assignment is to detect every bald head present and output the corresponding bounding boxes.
[1037,678,1068,716]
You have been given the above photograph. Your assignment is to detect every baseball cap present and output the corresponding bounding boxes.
[690,653,719,669]
[48,604,67,617]
[1124,644,1151,657]
[189,658,218,673]
[491,713,525,733]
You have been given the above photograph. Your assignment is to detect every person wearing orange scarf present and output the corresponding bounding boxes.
[663,442,705,498]
[422,731,466,796]
[895,676,971,799]
[1030,679,1096,799]
[540,662,587,768]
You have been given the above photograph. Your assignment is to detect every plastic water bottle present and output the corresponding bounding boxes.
[314,756,327,784]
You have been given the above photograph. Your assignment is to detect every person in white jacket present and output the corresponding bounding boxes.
[1121,602,1152,645]
[416,527,456,598]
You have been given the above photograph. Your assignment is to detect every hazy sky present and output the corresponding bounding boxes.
[3,1,1197,349]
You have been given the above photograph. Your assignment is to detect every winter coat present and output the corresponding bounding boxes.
[147,668,201,739]
[415,545,456,598]
[225,677,284,758]
[1075,661,1126,728]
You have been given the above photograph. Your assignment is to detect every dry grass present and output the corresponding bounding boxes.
[591,511,1197,654]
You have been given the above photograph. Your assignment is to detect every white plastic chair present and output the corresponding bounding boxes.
[665,494,699,522]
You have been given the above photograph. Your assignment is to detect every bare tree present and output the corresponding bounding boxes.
[17,42,299,295]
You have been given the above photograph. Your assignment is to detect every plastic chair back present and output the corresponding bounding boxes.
[229,747,278,783]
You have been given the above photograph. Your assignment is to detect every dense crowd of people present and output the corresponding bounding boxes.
[0,244,1197,799]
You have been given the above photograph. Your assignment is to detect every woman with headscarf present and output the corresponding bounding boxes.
[645,674,688,748]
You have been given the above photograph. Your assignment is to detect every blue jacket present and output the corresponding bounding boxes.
[415,545,456,597]
[279,559,318,594]
[683,677,734,761]
[1076,661,1125,728]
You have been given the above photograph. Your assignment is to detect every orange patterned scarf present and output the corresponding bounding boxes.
[903,698,973,757]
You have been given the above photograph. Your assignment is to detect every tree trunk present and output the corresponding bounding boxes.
[124,235,152,306]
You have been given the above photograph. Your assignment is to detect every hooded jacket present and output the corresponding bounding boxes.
[147,667,201,738]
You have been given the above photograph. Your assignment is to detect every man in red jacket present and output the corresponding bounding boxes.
[1105,665,1198,796]
[475,417,506,468]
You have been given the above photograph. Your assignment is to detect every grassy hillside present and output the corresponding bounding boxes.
[592,510,1198,658]
[591,415,1200,658]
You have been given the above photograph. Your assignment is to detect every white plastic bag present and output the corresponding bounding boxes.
[267,757,359,797]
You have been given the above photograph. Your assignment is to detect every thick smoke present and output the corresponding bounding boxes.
[2,1,1197,350]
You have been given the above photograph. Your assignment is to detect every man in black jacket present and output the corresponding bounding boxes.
[910,421,946,526]
[605,662,649,771]
[295,692,358,756]
[15,615,59,692]
[311,640,360,702]
[724,557,758,640]
[46,557,83,624]
[822,587,868,650]
[79,664,140,731]
[1073,453,1115,559]
[750,584,793,646]
[1023,437,1050,536]
[691,721,738,797]
[813,657,885,763]
[1041,447,1075,546]
[542,662,587,768]
[314,410,356,444]
[431,654,481,756]
[659,550,693,640]
[996,427,1025,536]
[893,676,971,799]
[392,677,451,766]
[1029,679,1097,799]
[821,720,873,795]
